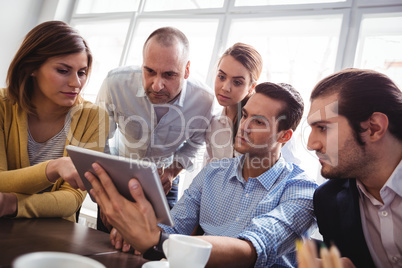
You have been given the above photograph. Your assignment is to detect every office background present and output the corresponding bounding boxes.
[1,0,401,228]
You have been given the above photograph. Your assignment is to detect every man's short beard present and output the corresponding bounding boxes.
[321,134,368,180]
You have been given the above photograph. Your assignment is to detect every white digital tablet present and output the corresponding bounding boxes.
[66,145,174,226]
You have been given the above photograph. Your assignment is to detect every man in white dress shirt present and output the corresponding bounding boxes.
[96,27,214,231]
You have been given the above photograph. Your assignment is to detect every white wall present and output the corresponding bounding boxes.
[0,0,42,86]
[0,0,70,87]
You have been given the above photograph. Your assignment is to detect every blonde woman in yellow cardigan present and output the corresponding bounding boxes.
[0,21,109,222]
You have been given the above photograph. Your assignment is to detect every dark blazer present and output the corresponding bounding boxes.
[313,179,376,268]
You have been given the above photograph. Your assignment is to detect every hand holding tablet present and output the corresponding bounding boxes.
[66,145,174,226]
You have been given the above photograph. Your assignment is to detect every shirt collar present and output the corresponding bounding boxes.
[235,155,246,183]
[356,160,402,205]
[233,155,286,190]
[356,180,383,206]
[381,160,402,197]
[136,79,187,108]
[257,157,286,190]
[175,79,187,107]
[136,83,146,97]
[218,108,229,124]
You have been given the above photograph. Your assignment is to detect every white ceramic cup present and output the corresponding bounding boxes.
[142,260,169,268]
[12,252,106,268]
[162,234,212,268]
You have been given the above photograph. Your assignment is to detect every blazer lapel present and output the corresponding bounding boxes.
[336,179,375,267]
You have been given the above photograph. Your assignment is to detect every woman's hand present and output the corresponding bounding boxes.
[46,157,86,190]
[0,192,18,217]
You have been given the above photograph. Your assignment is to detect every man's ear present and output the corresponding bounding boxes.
[278,129,293,144]
[184,61,190,79]
[362,112,389,142]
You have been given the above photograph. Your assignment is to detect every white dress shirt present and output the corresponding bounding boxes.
[96,66,215,171]
[357,160,402,268]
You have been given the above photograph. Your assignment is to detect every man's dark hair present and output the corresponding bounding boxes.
[311,68,402,144]
[255,82,304,132]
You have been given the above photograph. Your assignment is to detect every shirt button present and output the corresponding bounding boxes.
[381,211,388,217]
[391,256,400,263]
[245,194,249,198]
[236,218,240,222]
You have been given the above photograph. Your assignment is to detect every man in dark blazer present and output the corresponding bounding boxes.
[314,179,375,267]
[306,68,402,268]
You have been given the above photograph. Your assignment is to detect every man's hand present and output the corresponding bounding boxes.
[297,240,356,268]
[159,161,183,195]
[110,228,132,252]
[85,163,160,253]
[99,209,113,232]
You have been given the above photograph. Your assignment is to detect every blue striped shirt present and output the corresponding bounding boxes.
[160,155,318,267]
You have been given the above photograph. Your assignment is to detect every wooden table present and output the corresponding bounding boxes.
[0,218,149,268]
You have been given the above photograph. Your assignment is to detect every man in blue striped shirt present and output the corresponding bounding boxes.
[87,82,318,267]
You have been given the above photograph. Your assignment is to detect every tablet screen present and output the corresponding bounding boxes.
[66,145,174,226]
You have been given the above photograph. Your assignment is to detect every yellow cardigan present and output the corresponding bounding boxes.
[0,88,109,222]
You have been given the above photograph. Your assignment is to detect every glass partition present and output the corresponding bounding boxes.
[355,13,402,87]
[144,0,224,11]
[75,0,140,14]
[235,0,346,6]
[125,18,220,83]
[73,19,131,102]
[227,14,343,102]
